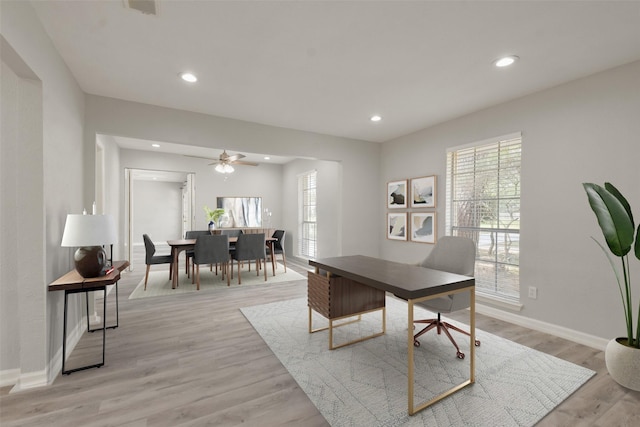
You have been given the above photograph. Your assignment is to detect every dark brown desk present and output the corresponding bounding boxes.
[49,260,129,374]
[309,255,475,416]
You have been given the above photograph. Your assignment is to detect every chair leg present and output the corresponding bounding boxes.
[144,265,151,290]
[263,258,267,281]
[237,261,242,284]
[196,265,200,290]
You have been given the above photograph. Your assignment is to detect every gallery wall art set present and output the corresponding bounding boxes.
[387,176,437,243]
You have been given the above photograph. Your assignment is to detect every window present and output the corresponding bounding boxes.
[298,170,317,259]
[446,133,521,301]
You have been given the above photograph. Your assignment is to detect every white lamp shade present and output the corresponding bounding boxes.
[61,214,117,247]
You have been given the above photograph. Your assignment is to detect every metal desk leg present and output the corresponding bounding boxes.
[62,287,107,375]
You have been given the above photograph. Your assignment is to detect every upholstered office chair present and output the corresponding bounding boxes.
[143,234,173,290]
[231,233,267,284]
[414,236,480,359]
[268,230,287,272]
[192,235,230,289]
[185,230,211,277]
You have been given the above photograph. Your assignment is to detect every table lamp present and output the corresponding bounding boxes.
[61,214,117,278]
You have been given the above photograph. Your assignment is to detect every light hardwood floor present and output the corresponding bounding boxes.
[1,254,638,426]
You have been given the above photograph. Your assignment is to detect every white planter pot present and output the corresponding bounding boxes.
[605,337,640,391]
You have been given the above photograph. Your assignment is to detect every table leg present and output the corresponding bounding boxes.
[172,247,179,289]
[269,241,276,276]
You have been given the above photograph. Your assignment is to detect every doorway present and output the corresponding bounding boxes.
[124,168,195,269]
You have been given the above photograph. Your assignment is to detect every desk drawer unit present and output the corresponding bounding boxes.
[308,272,385,319]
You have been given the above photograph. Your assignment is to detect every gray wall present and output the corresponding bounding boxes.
[1,1,86,389]
[380,60,640,343]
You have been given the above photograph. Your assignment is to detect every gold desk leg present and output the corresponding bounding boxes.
[308,307,385,350]
[407,286,475,415]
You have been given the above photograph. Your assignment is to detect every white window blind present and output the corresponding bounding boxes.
[298,170,317,259]
[446,134,521,300]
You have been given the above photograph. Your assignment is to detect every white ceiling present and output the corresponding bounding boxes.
[32,0,640,146]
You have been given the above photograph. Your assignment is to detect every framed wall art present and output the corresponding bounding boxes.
[410,175,436,208]
[387,180,407,208]
[387,212,407,241]
[410,212,436,244]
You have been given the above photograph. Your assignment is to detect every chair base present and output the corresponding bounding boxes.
[413,314,480,359]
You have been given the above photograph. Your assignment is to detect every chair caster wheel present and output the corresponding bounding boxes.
[456,351,465,359]
[475,340,481,346]
[413,340,421,347]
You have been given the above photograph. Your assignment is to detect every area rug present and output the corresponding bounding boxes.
[241,297,595,427]
[129,263,304,299]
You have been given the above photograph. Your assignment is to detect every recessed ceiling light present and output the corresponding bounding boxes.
[264,156,271,160]
[151,143,160,148]
[494,55,519,68]
[370,115,382,122]
[179,72,198,83]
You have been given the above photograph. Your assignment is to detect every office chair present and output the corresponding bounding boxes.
[414,236,480,359]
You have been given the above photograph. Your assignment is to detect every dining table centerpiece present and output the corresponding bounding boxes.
[204,206,226,230]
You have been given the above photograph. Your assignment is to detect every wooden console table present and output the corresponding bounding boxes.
[309,255,475,416]
[48,260,129,375]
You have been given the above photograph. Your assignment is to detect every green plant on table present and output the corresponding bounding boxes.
[583,182,640,348]
[204,206,225,226]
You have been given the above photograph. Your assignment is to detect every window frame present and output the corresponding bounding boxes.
[298,169,317,259]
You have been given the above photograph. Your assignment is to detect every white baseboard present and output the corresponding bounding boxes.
[476,303,609,351]
[2,315,86,392]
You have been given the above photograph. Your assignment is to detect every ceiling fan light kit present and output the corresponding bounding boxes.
[185,150,258,174]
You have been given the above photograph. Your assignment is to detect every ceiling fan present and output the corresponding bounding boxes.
[187,150,258,174]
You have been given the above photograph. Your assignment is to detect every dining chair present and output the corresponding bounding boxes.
[231,233,267,284]
[221,229,243,256]
[185,230,210,278]
[268,230,287,272]
[142,234,173,290]
[192,235,230,289]
[413,236,480,359]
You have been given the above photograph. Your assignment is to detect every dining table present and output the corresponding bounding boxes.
[167,236,277,289]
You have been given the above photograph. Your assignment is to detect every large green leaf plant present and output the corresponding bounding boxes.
[583,183,640,348]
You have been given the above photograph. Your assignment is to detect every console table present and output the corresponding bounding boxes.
[309,255,475,415]
[49,260,129,375]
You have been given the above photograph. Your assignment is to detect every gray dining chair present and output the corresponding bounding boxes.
[413,236,480,359]
[231,233,267,284]
[268,230,287,272]
[185,230,211,278]
[192,234,230,289]
[142,234,173,290]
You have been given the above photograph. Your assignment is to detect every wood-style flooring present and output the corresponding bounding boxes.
[1,255,639,426]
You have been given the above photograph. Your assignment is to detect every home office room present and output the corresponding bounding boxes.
[1,1,639,426]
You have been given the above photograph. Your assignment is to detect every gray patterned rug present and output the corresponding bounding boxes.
[241,297,595,426]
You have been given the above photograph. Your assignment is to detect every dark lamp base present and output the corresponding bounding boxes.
[74,246,107,278]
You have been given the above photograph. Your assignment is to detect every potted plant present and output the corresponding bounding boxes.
[204,206,225,229]
[583,182,640,390]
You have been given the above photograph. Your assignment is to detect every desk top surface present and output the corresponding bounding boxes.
[49,260,129,291]
[309,255,474,300]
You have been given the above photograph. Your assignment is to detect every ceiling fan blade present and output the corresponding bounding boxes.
[226,153,246,162]
[232,160,259,166]
[184,155,216,161]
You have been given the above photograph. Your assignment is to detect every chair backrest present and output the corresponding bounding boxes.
[221,229,244,238]
[234,233,266,261]
[193,235,230,265]
[418,236,476,276]
[186,230,210,239]
[272,229,285,251]
[143,234,156,263]
[418,236,476,312]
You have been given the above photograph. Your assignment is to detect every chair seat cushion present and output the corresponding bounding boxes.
[416,295,454,313]
[148,254,173,265]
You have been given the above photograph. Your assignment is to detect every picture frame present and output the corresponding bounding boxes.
[387,213,407,241]
[410,212,436,244]
[410,175,436,208]
[387,180,407,208]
